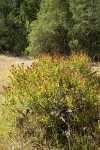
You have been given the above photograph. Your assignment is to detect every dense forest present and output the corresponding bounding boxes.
[0,0,100,57]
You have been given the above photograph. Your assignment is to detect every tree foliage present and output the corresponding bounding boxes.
[0,0,41,55]
[69,0,100,56]
[27,0,73,55]
[20,0,41,22]
[0,0,99,57]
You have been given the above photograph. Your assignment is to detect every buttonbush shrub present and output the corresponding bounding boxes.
[1,52,100,149]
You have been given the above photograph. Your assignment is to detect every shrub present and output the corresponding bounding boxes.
[1,52,100,149]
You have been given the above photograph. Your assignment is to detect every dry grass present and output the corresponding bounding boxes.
[90,62,100,75]
[0,55,36,149]
[0,55,33,88]
[0,54,34,106]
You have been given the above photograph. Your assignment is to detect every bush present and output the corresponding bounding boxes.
[1,52,100,149]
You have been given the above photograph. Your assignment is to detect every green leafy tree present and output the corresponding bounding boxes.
[27,0,73,55]
[0,0,41,55]
[0,0,13,26]
[70,0,100,56]
[20,0,41,23]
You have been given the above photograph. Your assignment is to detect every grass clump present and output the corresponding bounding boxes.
[0,52,100,149]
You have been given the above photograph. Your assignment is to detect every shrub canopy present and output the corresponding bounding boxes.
[1,53,100,149]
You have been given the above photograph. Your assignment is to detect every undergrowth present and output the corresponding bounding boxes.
[0,52,100,149]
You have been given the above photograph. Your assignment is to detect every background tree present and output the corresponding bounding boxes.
[0,0,41,55]
[0,0,99,57]
[0,0,26,55]
[20,0,41,23]
[69,0,100,57]
[26,0,73,55]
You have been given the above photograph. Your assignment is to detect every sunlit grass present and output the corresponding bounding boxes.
[0,55,34,89]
